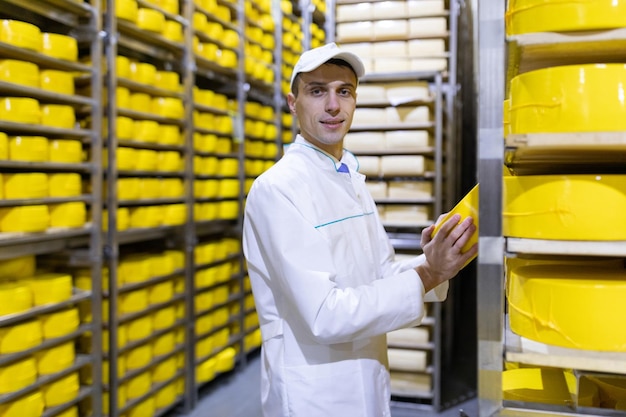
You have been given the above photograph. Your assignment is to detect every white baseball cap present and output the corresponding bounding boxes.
[289,42,365,92]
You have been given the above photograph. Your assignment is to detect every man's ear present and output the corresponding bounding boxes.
[287,93,296,115]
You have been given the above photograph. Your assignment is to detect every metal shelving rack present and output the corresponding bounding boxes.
[102,1,190,416]
[0,0,104,415]
[323,0,473,412]
[476,2,626,417]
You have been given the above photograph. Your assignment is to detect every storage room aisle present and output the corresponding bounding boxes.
[174,351,478,417]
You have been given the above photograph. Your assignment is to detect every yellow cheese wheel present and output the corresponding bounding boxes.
[219,157,238,176]
[116,177,140,200]
[217,49,237,69]
[152,97,184,119]
[0,320,42,353]
[119,289,149,314]
[40,69,74,95]
[132,119,159,142]
[152,356,177,382]
[218,179,239,198]
[40,308,79,338]
[155,70,180,92]
[0,97,40,124]
[137,8,165,33]
[196,357,217,383]
[148,280,174,304]
[125,315,152,342]
[510,64,626,134]
[48,173,81,197]
[503,175,626,240]
[193,87,214,106]
[49,202,86,228]
[163,20,183,42]
[129,205,163,228]
[28,272,73,305]
[215,346,236,373]
[4,172,48,199]
[49,139,82,163]
[162,203,186,226]
[152,306,176,331]
[129,61,157,84]
[0,20,41,52]
[154,382,177,408]
[508,264,626,351]
[8,136,48,162]
[116,0,138,22]
[0,281,32,316]
[35,341,75,375]
[0,391,44,417]
[137,178,160,199]
[0,357,37,394]
[124,343,153,370]
[118,253,151,284]
[103,146,137,170]
[41,372,79,407]
[158,124,182,145]
[157,151,182,172]
[503,367,599,407]
[152,331,176,356]
[0,60,39,88]
[42,33,78,61]
[0,205,49,232]
[135,149,158,171]
[129,92,151,112]
[0,255,35,280]
[218,200,239,219]
[41,104,76,129]
[125,372,151,399]
[159,178,184,198]
[506,0,626,35]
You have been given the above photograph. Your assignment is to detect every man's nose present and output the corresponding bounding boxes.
[325,92,340,113]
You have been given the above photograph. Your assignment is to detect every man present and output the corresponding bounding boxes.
[242,42,477,417]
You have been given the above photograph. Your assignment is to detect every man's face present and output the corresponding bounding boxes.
[287,63,357,155]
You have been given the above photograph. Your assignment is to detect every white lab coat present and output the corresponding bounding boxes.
[242,135,448,417]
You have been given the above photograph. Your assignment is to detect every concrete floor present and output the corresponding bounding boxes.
[175,352,479,417]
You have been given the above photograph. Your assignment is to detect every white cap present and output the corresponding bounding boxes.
[289,42,365,92]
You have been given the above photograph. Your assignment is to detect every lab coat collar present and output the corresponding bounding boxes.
[288,135,361,175]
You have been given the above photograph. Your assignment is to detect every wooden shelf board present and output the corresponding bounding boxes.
[505,132,626,173]
[505,326,626,375]
[506,238,626,257]
[508,28,626,76]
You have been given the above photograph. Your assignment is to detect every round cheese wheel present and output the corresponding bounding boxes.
[508,264,626,351]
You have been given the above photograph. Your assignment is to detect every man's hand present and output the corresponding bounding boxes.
[415,214,477,293]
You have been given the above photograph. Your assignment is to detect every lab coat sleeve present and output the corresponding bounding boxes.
[390,254,449,302]
[243,179,426,345]
[372,206,449,303]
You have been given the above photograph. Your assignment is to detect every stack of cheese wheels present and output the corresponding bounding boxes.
[503,174,626,240]
[506,0,626,35]
[509,64,626,134]
[508,264,626,351]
